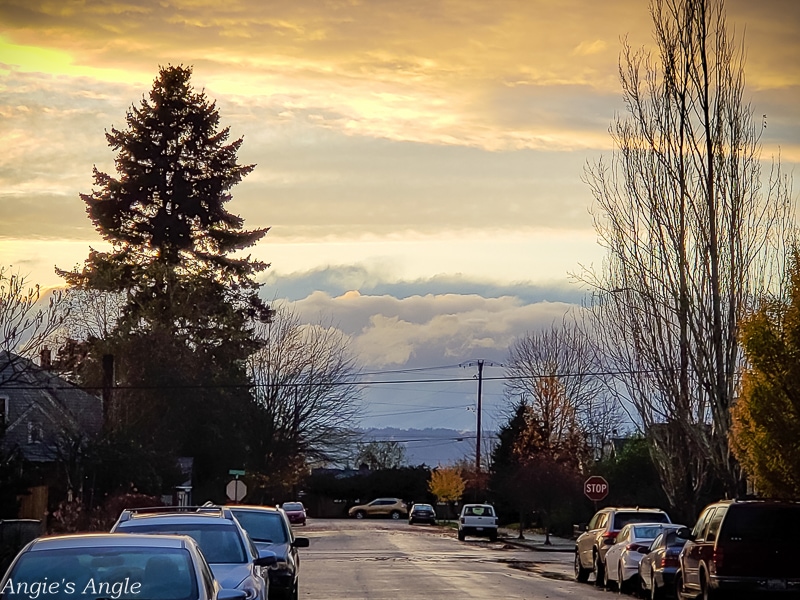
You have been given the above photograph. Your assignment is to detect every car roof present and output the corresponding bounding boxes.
[28,533,191,551]
[227,505,282,513]
[117,505,234,525]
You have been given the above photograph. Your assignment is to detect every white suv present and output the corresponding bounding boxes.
[457,504,498,541]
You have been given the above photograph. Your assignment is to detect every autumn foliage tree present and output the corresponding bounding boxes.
[734,251,800,498]
[428,466,465,520]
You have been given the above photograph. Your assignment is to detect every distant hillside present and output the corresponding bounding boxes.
[360,427,497,467]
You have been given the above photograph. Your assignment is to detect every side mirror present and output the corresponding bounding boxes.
[293,537,310,548]
[577,522,588,532]
[254,550,277,567]
[218,591,247,600]
[675,527,693,540]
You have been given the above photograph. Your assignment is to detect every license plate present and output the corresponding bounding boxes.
[767,579,787,591]
[476,527,483,531]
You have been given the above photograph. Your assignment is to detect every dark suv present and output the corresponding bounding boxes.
[575,506,672,586]
[675,499,800,599]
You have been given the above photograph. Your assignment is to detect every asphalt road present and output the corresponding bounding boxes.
[296,518,612,599]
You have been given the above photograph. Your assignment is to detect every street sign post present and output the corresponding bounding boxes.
[583,475,609,502]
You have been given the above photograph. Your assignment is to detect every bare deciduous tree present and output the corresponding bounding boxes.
[580,0,794,517]
[504,316,623,459]
[0,267,65,383]
[247,305,362,473]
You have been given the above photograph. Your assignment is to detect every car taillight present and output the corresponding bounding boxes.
[602,531,617,544]
[660,554,679,568]
[711,547,723,573]
[460,517,465,524]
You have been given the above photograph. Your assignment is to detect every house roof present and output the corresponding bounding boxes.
[1,351,103,461]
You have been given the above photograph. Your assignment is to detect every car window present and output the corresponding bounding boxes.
[282,503,304,511]
[232,510,289,544]
[692,507,717,541]
[116,522,246,563]
[633,525,666,540]
[596,513,608,530]
[616,526,630,543]
[588,513,600,530]
[465,506,493,517]
[650,532,666,550]
[2,547,199,600]
[614,512,669,529]
[720,505,800,543]
[705,509,726,542]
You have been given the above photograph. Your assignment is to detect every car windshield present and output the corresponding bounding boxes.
[231,510,289,544]
[614,512,669,529]
[720,505,800,543]
[116,522,246,563]
[633,525,666,539]
[282,503,304,511]
[414,505,433,511]
[1,547,198,600]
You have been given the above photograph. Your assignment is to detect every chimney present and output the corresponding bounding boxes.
[40,347,52,370]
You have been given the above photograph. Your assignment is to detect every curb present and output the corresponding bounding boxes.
[499,536,576,553]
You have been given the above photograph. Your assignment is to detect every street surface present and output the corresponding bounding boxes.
[298,518,610,599]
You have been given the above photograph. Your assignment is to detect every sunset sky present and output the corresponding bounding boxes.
[1,0,798,450]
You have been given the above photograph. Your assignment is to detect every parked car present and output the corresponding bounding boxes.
[457,504,498,541]
[675,499,800,599]
[638,526,687,600]
[280,502,307,526]
[574,506,671,586]
[602,522,679,592]
[227,505,310,600]
[111,506,276,600]
[408,503,437,525]
[0,532,247,600]
[348,498,408,519]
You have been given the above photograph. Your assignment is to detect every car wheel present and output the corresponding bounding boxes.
[489,531,498,542]
[354,510,366,519]
[594,552,606,587]
[650,573,662,600]
[575,552,591,583]
[457,530,465,541]
[674,572,684,600]
[390,510,401,520]
[701,570,718,600]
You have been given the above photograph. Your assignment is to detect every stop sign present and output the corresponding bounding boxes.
[226,479,247,502]
[584,475,609,501]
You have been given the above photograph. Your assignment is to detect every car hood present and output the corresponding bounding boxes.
[210,563,250,589]
[254,540,290,561]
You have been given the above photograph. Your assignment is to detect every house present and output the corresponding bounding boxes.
[0,350,103,518]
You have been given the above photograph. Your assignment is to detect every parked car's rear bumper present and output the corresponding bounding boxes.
[459,527,497,537]
[711,574,800,594]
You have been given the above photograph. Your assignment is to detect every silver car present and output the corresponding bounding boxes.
[0,532,246,600]
[111,506,276,600]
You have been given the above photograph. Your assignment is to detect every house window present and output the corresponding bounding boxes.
[0,396,7,427]
[28,421,43,444]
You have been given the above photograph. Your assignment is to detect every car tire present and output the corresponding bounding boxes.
[701,570,719,600]
[489,531,498,542]
[354,510,366,519]
[650,574,662,600]
[594,552,605,587]
[457,530,465,541]
[674,572,685,600]
[390,511,401,520]
[603,558,615,590]
[575,552,591,583]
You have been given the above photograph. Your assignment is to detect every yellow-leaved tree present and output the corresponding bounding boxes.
[734,250,800,498]
[428,466,466,522]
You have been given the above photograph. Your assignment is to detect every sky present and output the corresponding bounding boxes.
[1,0,799,460]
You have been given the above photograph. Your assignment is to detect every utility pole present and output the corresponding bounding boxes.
[461,359,501,472]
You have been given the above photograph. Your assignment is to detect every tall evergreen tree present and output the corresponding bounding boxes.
[59,65,271,494]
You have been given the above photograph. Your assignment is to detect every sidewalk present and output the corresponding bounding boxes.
[497,527,576,552]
